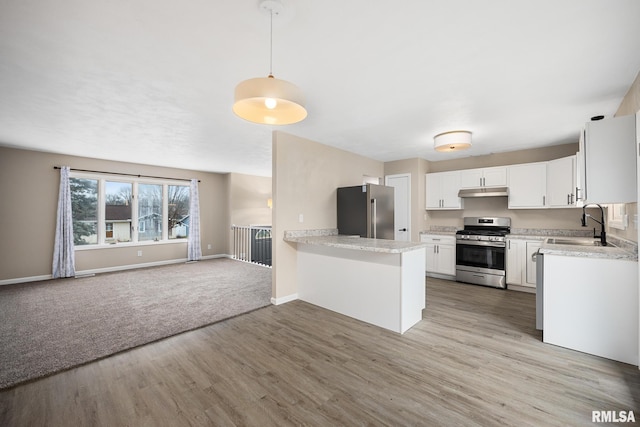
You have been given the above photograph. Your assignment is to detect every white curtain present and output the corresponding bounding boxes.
[187,179,202,261]
[52,166,76,278]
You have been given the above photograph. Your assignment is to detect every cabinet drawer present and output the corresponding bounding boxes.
[420,234,455,244]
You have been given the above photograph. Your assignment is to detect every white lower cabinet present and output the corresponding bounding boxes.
[506,239,524,285]
[506,238,541,290]
[543,254,638,365]
[420,234,456,277]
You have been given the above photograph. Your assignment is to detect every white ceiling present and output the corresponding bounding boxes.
[1,0,639,177]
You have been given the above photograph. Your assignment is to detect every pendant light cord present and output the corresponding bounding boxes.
[269,8,274,77]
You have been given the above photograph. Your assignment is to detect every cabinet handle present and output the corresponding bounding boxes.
[567,194,570,205]
[542,195,546,206]
[576,187,581,201]
[571,193,575,205]
[508,240,510,249]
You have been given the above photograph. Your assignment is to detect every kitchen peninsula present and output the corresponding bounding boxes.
[284,229,427,334]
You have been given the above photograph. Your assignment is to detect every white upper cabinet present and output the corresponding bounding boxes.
[460,166,507,188]
[508,162,547,209]
[580,114,637,204]
[547,155,577,208]
[425,171,462,210]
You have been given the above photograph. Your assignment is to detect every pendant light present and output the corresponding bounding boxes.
[233,0,307,125]
[434,131,472,152]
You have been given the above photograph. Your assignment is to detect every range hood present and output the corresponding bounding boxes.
[458,187,509,198]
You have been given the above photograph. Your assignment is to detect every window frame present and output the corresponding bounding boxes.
[70,171,190,251]
[606,203,628,230]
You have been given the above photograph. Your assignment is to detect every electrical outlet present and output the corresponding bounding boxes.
[207,244,212,250]
[137,250,142,257]
[298,213,304,223]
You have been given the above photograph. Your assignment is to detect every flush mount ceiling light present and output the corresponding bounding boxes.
[233,0,307,125]
[434,130,472,152]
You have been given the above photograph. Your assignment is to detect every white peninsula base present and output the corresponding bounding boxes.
[290,237,426,334]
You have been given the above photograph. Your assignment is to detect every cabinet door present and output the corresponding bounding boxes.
[482,167,507,187]
[525,242,542,287]
[547,156,576,208]
[506,239,523,285]
[508,163,547,208]
[576,130,586,203]
[425,243,437,273]
[425,173,442,209]
[460,169,483,188]
[584,115,637,204]
[437,244,456,276]
[426,172,462,209]
[441,171,462,208]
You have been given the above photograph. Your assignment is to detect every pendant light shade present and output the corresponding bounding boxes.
[233,0,307,125]
[434,130,472,152]
[233,75,307,125]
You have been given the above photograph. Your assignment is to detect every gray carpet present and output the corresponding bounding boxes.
[0,258,272,389]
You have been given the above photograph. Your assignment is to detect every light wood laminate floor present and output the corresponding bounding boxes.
[1,278,639,426]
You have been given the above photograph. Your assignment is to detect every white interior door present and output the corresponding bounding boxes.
[385,173,411,241]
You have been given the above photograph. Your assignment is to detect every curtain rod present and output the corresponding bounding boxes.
[53,166,200,182]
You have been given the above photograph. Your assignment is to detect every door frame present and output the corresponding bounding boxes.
[385,173,412,241]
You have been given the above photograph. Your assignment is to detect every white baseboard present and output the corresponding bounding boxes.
[0,254,231,286]
[271,293,298,305]
[0,274,53,286]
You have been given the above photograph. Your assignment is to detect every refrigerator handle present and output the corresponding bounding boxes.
[371,198,377,239]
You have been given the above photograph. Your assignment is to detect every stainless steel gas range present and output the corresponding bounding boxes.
[455,217,511,289]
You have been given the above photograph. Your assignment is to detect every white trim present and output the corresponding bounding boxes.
[0,274,53,286]
[385,173,412,241]
[0,254,230,286]
[74,238,188,251]
[270,293,298,305]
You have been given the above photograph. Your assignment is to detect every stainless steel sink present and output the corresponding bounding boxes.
[545,238,607,247]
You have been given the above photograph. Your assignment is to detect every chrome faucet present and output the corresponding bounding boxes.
[581,204,607,246]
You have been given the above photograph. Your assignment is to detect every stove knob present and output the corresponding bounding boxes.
[475,236,481,241]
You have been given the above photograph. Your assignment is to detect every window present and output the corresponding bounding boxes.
[105,181,132,242]
[138,183,162,241]
[168,185,190,239]
[607,204,628,230]
[69,174,190,247]
[70,178,98,245]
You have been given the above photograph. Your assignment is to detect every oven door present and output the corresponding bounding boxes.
[456,240,506,272]
[456,240,507,288]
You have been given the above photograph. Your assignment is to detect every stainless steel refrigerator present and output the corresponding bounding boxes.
[337,184,395,240]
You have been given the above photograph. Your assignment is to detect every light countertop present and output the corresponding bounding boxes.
[284,234,427,254]
[539,237,637,261]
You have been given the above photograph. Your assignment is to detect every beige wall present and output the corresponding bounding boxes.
[272,131,384,300]
[228,172,273,250]
[0,147,230,282]
[426,143,579,173]
[613,70,640,242]
[228,173,272,227]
